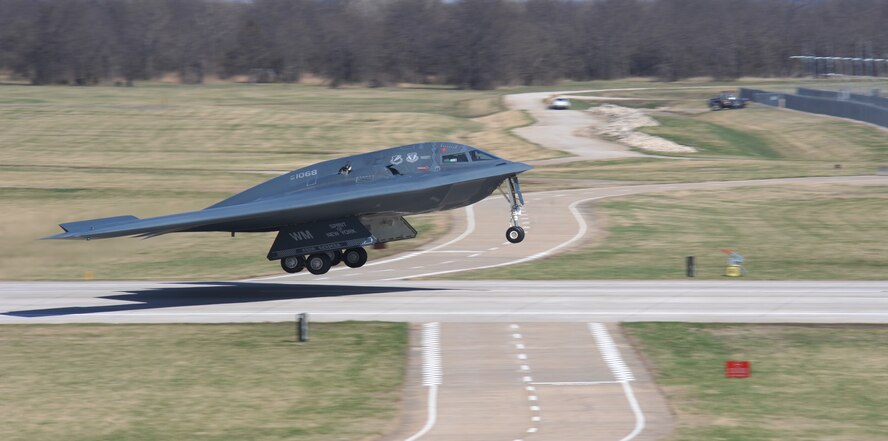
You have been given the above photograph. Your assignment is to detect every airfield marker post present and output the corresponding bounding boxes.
[686,256,696,277]
[297,313,309,342]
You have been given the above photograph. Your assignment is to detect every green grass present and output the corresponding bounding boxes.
[567,81,887,163]
[626,323,888,440]
[642,115,780,159]
[529,157,875,183]
[0,322,408,441]
[449,185,888,280]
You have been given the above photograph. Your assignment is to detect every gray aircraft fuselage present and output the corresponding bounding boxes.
[47,142,532,274]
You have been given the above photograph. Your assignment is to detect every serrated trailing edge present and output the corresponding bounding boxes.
[589,323,635,382]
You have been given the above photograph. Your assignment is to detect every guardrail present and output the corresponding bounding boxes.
[739,87,888,128]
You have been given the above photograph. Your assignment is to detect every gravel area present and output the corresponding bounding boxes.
[588,104,698,153]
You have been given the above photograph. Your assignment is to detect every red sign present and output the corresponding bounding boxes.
[725,361,751,378]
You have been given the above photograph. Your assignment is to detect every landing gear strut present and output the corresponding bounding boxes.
[500,175,526,244]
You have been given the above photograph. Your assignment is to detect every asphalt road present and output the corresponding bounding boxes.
[506,90,645,165]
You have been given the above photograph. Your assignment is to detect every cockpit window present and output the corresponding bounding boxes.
[442,153,469,163]
[470,150,496,161]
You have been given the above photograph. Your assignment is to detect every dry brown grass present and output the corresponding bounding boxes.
[627,323,888,440]
[0,322,407,441]
[452,184,888,280]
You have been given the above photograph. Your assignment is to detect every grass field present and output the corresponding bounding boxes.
[2,80,886,280]
[626,323,888,441]
[529,157,875,183]
[642,106,888,161]
[0,322,408,441]
[530,82,887,184]
[450,184,888,280]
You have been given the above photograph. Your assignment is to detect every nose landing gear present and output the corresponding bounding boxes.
[500,175,526,244]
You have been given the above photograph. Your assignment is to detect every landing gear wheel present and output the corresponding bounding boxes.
[343,247,368,268]
[306,253,332,275]
[329,250,342,266]
[281,256,305,273]
[506,226,525,244]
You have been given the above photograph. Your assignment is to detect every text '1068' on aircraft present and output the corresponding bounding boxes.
[46,142,532,275]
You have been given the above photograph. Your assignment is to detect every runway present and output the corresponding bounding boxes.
[2,280,887,324]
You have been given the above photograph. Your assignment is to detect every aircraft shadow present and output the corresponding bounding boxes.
[4,282,441,318]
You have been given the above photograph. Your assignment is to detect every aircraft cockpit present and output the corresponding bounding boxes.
[441,150,498,163]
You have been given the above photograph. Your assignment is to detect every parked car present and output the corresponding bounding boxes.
[708,91,749,110]
[549,97,571,110]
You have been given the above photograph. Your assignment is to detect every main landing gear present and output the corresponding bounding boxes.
[279,247,368,275]
[500,175,527,244]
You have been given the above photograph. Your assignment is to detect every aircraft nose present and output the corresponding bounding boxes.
[512,161,533,173]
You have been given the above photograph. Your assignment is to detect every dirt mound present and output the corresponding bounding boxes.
[588,104,697,153]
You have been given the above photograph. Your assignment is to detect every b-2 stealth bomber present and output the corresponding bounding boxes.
[47,142,532,275]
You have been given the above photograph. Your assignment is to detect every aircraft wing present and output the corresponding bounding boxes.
[44,175,442,240]
[44,189,361,240]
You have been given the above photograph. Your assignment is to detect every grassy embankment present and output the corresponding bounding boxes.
[626,323,888,441]
[0,322,408,441]
[0,83,551,280]
[452,184,888,280]
[473,82,888,280]
[532,82,887,183]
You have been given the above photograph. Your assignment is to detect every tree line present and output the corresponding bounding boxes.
[1,0,887,89]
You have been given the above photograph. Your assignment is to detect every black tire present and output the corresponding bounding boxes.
[709,102,721,111]
[306,253,332,275]
[343,247,368,268]
[329,250,342,266]
[506,226,525,244]
[280,255,304,273]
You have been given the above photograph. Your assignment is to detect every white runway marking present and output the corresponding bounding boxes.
[384,195,607,280]
[589,323,634,382]
[589,323,645,441]
[531,381,625,386]
[405,322,442,441]
[426,250,486,254]
[509,324,542,438]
